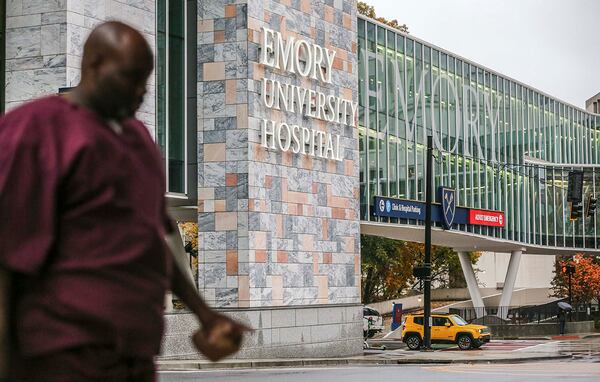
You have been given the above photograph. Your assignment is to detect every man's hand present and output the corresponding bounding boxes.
[192,312,253,362]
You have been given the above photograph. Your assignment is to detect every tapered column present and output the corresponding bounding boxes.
[458,251,486,318]
[497,250,522,319]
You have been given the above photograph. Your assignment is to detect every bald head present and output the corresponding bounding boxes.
[75,21,154,121]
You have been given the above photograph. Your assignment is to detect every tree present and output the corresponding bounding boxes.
[361,235,417,304]
[357,1,409,34]
[361,234,480,303]
[551,254,600,306]
[172,222,199,310]
[410,244,480,290]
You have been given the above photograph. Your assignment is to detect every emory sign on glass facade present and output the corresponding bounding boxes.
[357,16,600,249]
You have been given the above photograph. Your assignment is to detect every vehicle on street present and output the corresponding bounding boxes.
[363,307,384,338]
[400,313,491,350]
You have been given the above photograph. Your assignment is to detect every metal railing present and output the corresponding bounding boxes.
[449,300,600,325]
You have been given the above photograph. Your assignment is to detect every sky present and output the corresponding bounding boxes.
[365,0,600,109]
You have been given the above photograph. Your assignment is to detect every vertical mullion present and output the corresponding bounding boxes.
[363,22,371,219]
[184,0,188,194]
[384,30,390,201]
[165,0,170,191]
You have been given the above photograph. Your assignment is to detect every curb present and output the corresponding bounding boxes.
[157,354,571,371]
[582,333,600,339]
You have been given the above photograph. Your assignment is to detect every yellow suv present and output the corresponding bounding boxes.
[401,313,491,350]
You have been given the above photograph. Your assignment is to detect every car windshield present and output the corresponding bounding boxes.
[451,315,468,326]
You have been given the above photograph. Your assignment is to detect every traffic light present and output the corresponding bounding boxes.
[586,195,597,218]
[561,263,576,275]
[567,171,584,203]
[570,201,583,220]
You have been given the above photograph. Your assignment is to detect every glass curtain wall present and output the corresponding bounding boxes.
[157,0,187,194]
[357,16,600,249]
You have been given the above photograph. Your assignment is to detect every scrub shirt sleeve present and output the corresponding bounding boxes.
[0,116,59,275]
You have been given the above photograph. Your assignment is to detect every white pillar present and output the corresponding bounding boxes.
[497,250,522,319]
[458,251,486,318]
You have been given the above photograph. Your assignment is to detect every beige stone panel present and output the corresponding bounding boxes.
[239,276,250,303]
[203,62,225,81]
[198,19,213,32]
[204,143,226,162]
[198,187,215,200]
[225,79,236,104]
[271,275,283,304]
[215,212,237,231]
[317,276,328,300]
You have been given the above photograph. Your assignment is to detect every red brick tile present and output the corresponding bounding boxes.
[225,4,236,17]
[277,251,289,263]
[226,250,238,275]
[332,208,345,219]
[288,203,297,215]
[226,173,238,186]
[324,252,332,264]
[324,6,334,23]
[332,57,343,71]
[255,250,267,263]
[343,14,351,29]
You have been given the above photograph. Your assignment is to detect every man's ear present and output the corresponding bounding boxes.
[87,51,106,75]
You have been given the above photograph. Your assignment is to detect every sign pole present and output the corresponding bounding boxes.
[423,135,433,350]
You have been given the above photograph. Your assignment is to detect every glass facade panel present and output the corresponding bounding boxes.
[358,16,600,249]
[157,0,187,194]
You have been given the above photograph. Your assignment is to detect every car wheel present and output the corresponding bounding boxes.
[457,334,473,350]
[405,334,422,350]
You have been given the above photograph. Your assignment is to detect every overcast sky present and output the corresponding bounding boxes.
[366,0,600,109]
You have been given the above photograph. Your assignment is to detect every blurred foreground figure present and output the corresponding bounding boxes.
[0,21,249,382]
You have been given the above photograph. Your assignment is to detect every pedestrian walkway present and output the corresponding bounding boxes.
[157,341,571,371]
[442,340,547,352]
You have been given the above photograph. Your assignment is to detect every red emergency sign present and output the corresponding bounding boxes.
[468,209,505,227]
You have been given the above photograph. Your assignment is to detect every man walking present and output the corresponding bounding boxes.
[0,22,249,381]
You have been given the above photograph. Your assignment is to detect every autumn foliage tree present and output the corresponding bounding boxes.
[361,234,480,304]
[551,254,600,306]
[357,1,409,34]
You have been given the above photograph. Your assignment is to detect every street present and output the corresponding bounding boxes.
[159,361,600,382]
[159,337,600,381]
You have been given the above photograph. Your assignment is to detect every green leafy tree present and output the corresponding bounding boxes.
[361,234,480,303]
[357,1,409,34]
[361,235,418,304]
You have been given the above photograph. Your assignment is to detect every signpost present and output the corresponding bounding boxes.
[423,136,433,351]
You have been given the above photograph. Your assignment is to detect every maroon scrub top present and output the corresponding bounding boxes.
[0,96,173,357]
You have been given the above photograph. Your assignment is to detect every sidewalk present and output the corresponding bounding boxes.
[156,347,570,371]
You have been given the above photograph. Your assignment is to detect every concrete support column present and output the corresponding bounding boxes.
[497,250,522,319]
[458,251,486,318]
